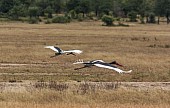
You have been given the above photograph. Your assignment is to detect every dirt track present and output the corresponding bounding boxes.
[0,62,56,67]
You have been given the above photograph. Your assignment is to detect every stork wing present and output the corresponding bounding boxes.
[44,46,62,53]
[64,50,83,54]
[73,59,84,64]
[94,63,132,74]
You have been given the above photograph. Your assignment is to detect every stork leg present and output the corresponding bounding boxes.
[67,52,76,56]
[50,53,61,58]
[74,65,91,70]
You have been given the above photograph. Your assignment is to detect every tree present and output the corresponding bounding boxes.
[66,0,79,12]
[112,0,125,17]
[155,0,170,24]
[8,5,27,20]
[66,0,91,18]
[128,11,137,22]
[50,0,64,13]
[0,0,14,13]
[36,0,50,16]
[91,0,100,16]
[28,6,40,18]
[148,13,156,23]
[45,6,53,18]
[79,0,90,17]
[99,1,113,16]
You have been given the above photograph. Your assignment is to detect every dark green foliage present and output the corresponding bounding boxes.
[45,19,52,24]
[29,17,39,24]
[128,11,137,22]
[0,0,169,24]
[155,0,170,24]
[45,6,53,18]
[52,16,70,23]
[77,13,84,21]
[28,6,40,18]
[148,13,156,23]
[0,0,14,13]
[8,6,22,20]
[69,10,77,19]
[87,12,96,20]
[102,15,114,26]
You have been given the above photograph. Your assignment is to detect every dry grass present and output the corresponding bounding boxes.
[0,102,170,108]
[0,21,170,107]
[0,88,170,108]
[0,21,170,82]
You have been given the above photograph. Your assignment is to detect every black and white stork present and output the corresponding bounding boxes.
[44,46,83,58]
[73,60,132,73]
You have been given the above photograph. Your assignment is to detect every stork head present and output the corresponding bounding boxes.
[110,61,123,67]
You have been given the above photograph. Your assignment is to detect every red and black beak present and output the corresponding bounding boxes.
[110,61,124,67]
[115,62,123,67]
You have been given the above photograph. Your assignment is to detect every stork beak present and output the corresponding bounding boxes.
[115,62,123,67]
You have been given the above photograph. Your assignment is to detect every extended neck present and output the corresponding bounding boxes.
[110,61,123,67]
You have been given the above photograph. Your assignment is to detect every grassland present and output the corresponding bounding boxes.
[0,21,169,82]
[0,81,170,108]
[0,21,170,107]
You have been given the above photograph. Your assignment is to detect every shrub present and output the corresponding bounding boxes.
[87,12,96,20]
[128,11,137,22]
[45,19,52,24]
[77,13,84,21]
[102,15,114,26]
[52,16,70,23]
[29,17,39,24]
[148,13,156,23]
[65,13,71,21]
[69,10,77,19]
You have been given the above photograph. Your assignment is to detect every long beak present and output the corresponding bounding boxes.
[115,62,123,67]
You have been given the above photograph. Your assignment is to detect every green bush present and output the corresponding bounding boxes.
[148,13,156,23]
[64,13,71,21]
[102,15,114,26]
[87,12,95,20]
[45,19,52,24]
[52,16,70,23]
[29,17,39,24]
[128,11,137,22]
[69,10,77,19]
[77,13,84,21]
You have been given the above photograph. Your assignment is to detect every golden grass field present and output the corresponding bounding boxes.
[0,21,169,82]
[0,21,170,107]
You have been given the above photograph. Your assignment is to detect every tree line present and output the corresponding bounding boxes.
[0,0,169,24]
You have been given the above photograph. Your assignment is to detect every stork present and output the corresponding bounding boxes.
[73,60,132,74]
[44,46,83,58]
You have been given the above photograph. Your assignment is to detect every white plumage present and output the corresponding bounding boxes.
[73,59,132,74]
[44,46,83,57]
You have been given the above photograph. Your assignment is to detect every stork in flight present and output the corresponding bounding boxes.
[44,46,83,58]
[73,60,132,74]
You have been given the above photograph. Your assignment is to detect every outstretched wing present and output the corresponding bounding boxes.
[94,63,132,73]
[44,46,63,53]
[64,50,83,54]
[73,59,84,64]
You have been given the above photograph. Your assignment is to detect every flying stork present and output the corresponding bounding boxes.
[44,46,83,57]
[73,60,132,74]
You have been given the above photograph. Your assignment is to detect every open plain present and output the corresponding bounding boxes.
[0,21,170,107]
